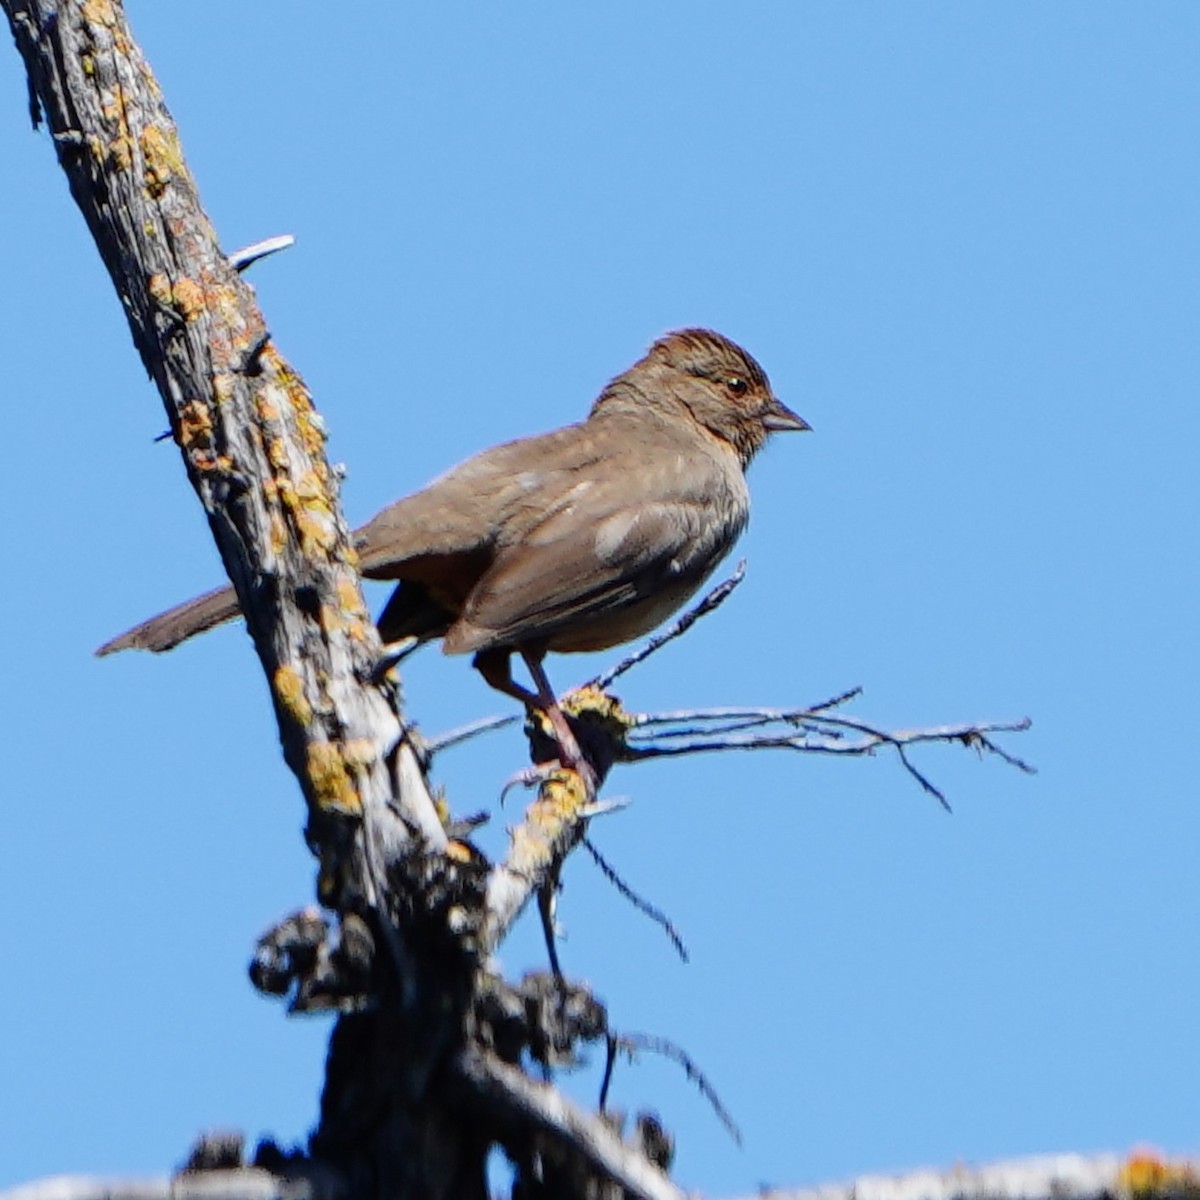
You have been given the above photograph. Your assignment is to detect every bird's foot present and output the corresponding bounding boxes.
[540,703,597,789]
[499,751,597,805]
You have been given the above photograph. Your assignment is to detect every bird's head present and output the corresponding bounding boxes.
[594,328,809,467]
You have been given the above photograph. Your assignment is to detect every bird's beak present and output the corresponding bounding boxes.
[761,397,812,433]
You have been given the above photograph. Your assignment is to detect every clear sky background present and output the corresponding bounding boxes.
[2,3,1198,1195]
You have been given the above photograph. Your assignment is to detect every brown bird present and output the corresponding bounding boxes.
[98,329,808,770]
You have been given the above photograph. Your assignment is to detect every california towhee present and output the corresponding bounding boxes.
[98,328,808,765]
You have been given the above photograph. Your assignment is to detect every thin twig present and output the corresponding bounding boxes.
[583,838,689,963]
[616,704,1032,811]
[228,233,295,271]
[614,1032,742,1147]
[896,744,951,811]
[587,561,747,690]
[630,703,854,730]
[599,1034,619,1112]
[424,713,518,756]
[806,684,864,712]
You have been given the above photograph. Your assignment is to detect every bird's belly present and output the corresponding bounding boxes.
[544,576,707,654]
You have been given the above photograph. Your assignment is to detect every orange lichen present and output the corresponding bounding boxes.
[211,283,248,330]
[171,277,205,321]
[81,0,117,28]
[266,436,290,470]
[1119,1150,1200,1198]
[212,373,236,405]
[255,392,281,423]
[177,400,212,450]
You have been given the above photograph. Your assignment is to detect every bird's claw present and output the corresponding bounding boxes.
[499,758,596,805]
[500,761,564,804]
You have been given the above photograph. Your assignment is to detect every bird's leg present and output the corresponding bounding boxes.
[520,650,593,781]
[474,648,592,782]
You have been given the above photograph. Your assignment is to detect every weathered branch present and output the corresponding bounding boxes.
[745,1151,1200,1200]
[454,1050,685,1200]
[15,1150,1196,1200]
[1,0,445,924]
[0,1172,315,1200]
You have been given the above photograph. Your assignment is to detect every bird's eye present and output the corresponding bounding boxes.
[726,376,748,396]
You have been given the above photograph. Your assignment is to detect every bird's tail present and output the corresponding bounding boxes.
[96,584,241,656]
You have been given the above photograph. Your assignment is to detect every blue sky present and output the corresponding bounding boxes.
[3,2,1199,1194]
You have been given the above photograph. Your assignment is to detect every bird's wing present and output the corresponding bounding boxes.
[353,423,600,579]
[442,473,743,655]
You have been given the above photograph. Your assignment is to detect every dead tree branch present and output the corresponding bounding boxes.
[453,1050,684,1200]
[746,1151,1200,1200]
[12,1150,1196,1200]
[620,706,1033,812]
[0,0,444,919]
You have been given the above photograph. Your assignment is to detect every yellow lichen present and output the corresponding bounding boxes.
[562,686,630,726]
[273,665,312,727]
[336,575,367,617]
[147,273,172,307]
[140,125,184,198]
[295,469,329,505]
[297,409,327,458]
[340,739,376,769]
[296,511,336,557]
[533,767,590,820]
[275,363,312,412]
[267,509,288,556]
[305,742,361,816]
[108,134,133,172]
